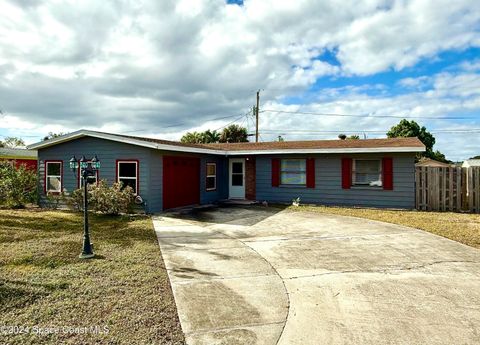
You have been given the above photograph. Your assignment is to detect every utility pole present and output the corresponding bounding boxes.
[255,90,260,142]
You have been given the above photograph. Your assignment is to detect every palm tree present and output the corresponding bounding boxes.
[181,131,203,144]
[220,125,249,143]
[201,130,221,143]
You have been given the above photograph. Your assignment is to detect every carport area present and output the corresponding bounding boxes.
[153,206,480,345]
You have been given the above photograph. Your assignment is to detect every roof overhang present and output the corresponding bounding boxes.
[224,147,424,155]
[27,130,226,155]
[1,156,37,160]
[27,130,425,155]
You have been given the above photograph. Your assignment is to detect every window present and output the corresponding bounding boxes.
[206,163,216,191]
[353,159,382,187]
[117,161,138,194]
[46,161,62,193]
[231,162,243,186]
[280,159,306,185]
[78,161,99,188]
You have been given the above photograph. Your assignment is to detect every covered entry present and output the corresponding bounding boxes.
[163,156,200,210]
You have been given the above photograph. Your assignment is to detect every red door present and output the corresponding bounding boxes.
[163,156,200,210]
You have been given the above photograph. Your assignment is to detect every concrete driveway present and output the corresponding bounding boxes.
[153,206,480,345]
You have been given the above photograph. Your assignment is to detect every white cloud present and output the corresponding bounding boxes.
[0,0,479,160]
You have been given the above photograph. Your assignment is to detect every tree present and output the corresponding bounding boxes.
[200,130,220,143]
[219,125,249,143]
[181,130,221,144]
[470,155,480,159]
[278,135,284,142]
[43,132,65,141]
[387,119,449,163]
[0,162,37,208]
[1,136,25,148]
[348,135,360,140]
[181,131,203,144]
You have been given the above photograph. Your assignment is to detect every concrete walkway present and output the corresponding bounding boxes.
[153,206,480,345]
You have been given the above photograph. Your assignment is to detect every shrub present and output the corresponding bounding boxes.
[44,191,66,210]
[65,188,85,212]
[68,180,135,215]
[0,162,37,208]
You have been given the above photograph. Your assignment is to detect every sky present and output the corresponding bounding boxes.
[0,0,479,161]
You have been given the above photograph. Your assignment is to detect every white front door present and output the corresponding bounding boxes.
[229,158,245,199]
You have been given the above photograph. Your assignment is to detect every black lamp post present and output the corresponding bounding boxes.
[70,155,100,259]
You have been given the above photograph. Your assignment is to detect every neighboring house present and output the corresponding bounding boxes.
[0,147,38,170]
[415,158,453,168]
[462,159,480,198]
[27,130,425,212]
[462,159,480,168]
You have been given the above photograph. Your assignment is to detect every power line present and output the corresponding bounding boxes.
[261,109,478,120]
[121,112,252,134]
[213,110,252,132]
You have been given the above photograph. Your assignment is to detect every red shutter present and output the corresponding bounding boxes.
[382,157,393,190]
[306,158,315,188]
[271,158,280,187]
[341,158,352,189]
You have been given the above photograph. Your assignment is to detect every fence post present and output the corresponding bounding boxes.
[415,167,420,210]
[467,167,473,212]
[448,167,454,211]
[475,167,480,213]
[461,168,467,211]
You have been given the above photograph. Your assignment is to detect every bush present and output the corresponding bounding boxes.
[66,188,85,212]
[44,191,66,210]
[0,162,37,208]
[68,180,135,215]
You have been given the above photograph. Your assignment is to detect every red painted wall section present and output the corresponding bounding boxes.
[382,157,394,190]
[16,159,37,171]
[341,158,352,189]
[163,156,200,210]
[306,158,315,188]
[0,159,37,171]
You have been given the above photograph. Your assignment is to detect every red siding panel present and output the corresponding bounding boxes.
[382,157,394,190]
[306,158,315,188]
[163,156,200,210]
[271,158,280,187]
[14,159,37,171]
[341,158,352,189]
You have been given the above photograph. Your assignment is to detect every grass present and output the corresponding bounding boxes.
[0,209,185,345]
[286,205,480,249]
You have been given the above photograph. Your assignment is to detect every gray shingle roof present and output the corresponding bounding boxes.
[0,147,37,158]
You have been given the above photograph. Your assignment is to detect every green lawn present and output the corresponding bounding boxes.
[287,205,480,249]
[0,209,185,345]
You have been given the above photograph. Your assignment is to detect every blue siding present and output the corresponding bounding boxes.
[200,156,229,204]
[256,153,416,209]
[37,136,417,211]
[38,137,156,212]
[38,138,230,212]
[148,150,163,212]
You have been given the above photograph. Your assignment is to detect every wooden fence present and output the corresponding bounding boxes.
[415,166,480,213]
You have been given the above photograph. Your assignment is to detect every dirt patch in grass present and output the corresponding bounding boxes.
[0,210,185,345]
[286,205,480,249]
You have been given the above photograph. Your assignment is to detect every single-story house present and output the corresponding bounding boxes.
[415,158,453,168]
[27,130,425,212]
[462,159,480,168]
[0,147,38,170]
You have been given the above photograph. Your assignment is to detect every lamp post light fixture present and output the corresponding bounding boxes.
[70,155,101,259]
